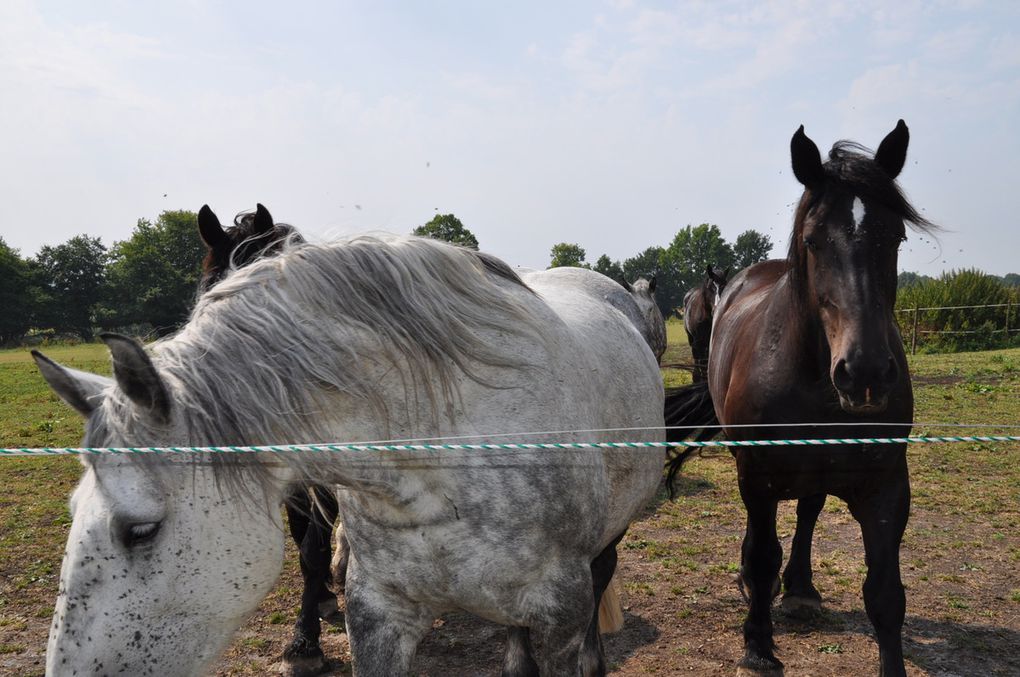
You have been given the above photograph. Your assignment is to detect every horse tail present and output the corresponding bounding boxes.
[663,381,719,499]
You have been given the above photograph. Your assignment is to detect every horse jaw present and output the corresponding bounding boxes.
[47,457,288,677]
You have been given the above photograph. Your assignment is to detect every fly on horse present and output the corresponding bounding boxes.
[683,265,729,382]
[196,203,341,675]
[667,120,934,677]
[35,234,669,676]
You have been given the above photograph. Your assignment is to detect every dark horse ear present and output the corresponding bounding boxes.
[100,333,171,425]
[254,203,274,235]
[874,119,909,179]
[791,125,825,187]
[198,205,230,251]
[648,276,657,293]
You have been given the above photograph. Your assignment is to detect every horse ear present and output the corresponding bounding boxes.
[874,119,909,179]
[616,275,633,292]
[100,333,171,424]
[723,268,731,281]
[791,125,825,187]
[32,351,112,417]
[254,204,274,235]
[704,264,713,277]
[648,276,657,293]
[198,205,229,251]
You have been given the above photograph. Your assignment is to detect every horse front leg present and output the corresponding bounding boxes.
[737,491,784,677]
[502,628,540,677]
[282,485,340,677]
[847,470,910,677]
[344,558,434,677]
[781,493,825,616]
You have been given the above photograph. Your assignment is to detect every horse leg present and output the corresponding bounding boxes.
[503,534,622,677]
[579,532,626,677]
[344,559,434,677]
[846,473,910,677]
[737,493,784,677]
[781,493,825,615]
[332,522,350,594]
[502,628,540,677]
[523,564,595,676]
[282,486,340,677]
[309,484,341,619]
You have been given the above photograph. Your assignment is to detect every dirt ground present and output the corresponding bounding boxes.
[4,456,1020,677]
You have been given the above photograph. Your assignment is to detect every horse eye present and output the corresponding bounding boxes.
[123,521,162,548]
[803,237,817,251]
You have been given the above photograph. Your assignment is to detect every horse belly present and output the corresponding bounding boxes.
[736,445,908,499]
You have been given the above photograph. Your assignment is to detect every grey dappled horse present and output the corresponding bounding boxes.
[35,234,666,676]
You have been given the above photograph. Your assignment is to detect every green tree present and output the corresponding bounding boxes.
[592,254,624,282]
[660,224,735,313]
[413,213,479,249]
[0,238,40,344]
[732,230,773,270]
[549,243,587,269]
[100,210,205,335]
[33,235,108,340]
[897,271,933,289]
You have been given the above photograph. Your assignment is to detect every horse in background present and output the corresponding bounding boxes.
[667,120,934,677]
[37,234,676,676]
[619,276,667,364]
[197,204,340,676]
[682,265,729,382]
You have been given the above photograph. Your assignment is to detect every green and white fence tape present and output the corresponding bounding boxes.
[2,435,1019,457]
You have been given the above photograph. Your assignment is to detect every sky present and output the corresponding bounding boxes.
[1,0,1018,274]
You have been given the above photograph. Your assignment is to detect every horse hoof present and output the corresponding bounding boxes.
[277,654,333,677]
[736,657,784,677]
[736,667,784,677]
[780,593,822,618]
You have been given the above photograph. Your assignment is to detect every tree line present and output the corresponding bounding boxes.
[547,225,773,316]
[1,210,204,345]
[2,209,1014,349]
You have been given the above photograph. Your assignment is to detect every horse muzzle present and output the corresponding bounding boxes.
[836,386,890,415]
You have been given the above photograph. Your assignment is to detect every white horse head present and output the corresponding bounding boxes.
[34,341,288,677]
[36,235,665,676]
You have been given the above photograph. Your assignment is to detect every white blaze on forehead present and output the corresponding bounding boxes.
[851,197,866,231]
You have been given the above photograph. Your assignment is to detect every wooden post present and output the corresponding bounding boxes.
[911,306,919,354]
[1007,300,1013,336]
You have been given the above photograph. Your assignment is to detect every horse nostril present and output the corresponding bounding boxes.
[833,358,852,390]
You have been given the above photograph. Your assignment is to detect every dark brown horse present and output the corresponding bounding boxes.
[197,204,342,676]
[668,120,934,677]
[682,265,729,382]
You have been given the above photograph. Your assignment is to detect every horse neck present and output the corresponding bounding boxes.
[774,270,831,378]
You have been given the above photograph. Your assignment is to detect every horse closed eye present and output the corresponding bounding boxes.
[803,238,818,250]
[122,521,162,548]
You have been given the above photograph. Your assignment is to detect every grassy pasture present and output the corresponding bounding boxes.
[0,323,1018,675]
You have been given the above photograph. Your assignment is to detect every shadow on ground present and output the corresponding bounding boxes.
[776,606,1020,676]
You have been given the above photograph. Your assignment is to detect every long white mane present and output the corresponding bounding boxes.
[97,235,543,451]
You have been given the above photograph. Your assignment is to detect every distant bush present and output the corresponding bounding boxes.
[897,269,1020,352]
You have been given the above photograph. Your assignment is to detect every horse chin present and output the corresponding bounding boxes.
[837,392,889,416]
